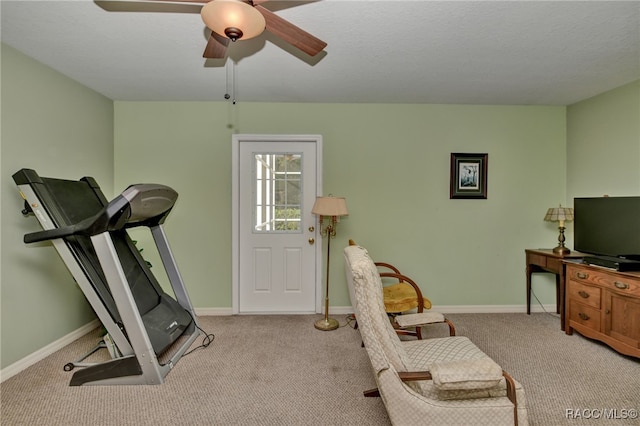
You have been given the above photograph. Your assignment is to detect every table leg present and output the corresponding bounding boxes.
[559,266,566,332]
[526,265,532,315]
[555,275,561,314]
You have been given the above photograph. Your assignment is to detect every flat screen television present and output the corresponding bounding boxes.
[573,196,640,259]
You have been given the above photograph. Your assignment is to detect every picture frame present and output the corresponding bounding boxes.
[450,153,488,199]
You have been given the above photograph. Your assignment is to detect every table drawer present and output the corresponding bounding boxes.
[568,280,601,309]
[569,300,601,331]
[527,251,563,272]
[528,253,547,268]
[546,257,561,271]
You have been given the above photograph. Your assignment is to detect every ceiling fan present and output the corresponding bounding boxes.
[139,0,327,59]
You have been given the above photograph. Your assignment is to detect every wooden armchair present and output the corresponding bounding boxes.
[376,261,455,339]
[347,240,455,339]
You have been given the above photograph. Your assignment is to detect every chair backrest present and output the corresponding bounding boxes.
[344,241,362,318]
[344,244,414,374]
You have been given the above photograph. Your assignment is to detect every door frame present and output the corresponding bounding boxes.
[232,134,323,314]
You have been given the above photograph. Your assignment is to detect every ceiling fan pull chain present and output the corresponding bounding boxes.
[224,60,232,101]
[232,60,238,105]
[224,60,238,105]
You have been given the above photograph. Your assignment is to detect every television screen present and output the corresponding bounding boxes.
[574,196,640,258]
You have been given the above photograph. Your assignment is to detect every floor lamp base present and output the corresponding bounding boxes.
[314,317,339,331]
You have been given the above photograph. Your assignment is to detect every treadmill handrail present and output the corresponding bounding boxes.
[24,215,104,243]
[24,184,178,244]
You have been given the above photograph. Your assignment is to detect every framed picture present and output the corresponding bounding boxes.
[450,153,488,199]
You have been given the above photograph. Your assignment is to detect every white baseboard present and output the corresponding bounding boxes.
[327,306,356,315]
[195,305,558,316]
[327,304,558,315]
[0,319,100,383]
[194,307,233,316]
[434,304,558,314]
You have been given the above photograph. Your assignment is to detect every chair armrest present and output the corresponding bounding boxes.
[398,371,433,382]
[378,272,425,312]
[375,262,402,281]
[364,371,434,398]
[502,369,518,424]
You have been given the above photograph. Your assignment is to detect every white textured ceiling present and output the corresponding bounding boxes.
[2,0,639,105]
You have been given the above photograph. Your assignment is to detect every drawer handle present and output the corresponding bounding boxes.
[578,312,590,321]
[614,281,629,290]
[578,290,590,299]
[577,272,589,279]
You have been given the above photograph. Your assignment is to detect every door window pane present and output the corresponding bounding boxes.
[254,153,302,232]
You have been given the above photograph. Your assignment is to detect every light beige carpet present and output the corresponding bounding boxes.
[1,313,638,425]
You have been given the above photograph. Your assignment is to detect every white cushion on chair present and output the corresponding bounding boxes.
[431,358,503,391]
[395,311,445,328]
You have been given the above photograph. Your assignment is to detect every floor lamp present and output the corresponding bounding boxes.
[312,196,348,331]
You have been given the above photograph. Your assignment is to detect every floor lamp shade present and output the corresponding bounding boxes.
[312,197,348,217]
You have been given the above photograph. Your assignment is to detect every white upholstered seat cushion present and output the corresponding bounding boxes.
[395,311,445,328]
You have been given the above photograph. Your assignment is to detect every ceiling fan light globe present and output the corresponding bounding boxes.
[201,0,266,41]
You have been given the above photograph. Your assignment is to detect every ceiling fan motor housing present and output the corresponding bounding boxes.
[224,27,243,42]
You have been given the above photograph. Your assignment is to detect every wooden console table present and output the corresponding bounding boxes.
[564,262,640,358]
[525,249,585,330]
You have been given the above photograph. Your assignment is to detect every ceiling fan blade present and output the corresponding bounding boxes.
[137,0,211,3]
[254,4,327,56]
[203,32,229,58]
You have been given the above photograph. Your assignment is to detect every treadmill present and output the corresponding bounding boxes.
[13,168,203,386]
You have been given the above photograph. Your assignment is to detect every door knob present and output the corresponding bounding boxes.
[308,238,315,245]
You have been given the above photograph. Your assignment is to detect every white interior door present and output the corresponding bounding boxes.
[232,135,322,314]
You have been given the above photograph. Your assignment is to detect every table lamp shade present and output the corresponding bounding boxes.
[544,207,574,223]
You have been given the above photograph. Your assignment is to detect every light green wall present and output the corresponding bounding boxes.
[114,102,567,310]
[1,44,114,368]
[567,80,640,200]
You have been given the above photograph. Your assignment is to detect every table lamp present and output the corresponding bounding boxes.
[544,205,574,255]
[312,196,348,331]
